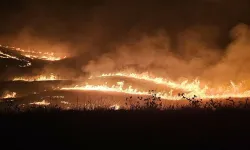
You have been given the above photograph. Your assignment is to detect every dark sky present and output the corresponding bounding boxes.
[0,0,250,55]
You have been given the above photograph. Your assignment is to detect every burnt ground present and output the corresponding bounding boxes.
[1,109,250,149]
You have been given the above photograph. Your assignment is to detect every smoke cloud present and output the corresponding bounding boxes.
[0,28,71,56]
[203,24,250,84]
[83,23,250,85]
[1,0,250,84]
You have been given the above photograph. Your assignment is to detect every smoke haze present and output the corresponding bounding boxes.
[1,0,250,83]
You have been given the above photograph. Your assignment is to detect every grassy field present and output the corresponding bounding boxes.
[1,105,250,149]
[1,94,250,149]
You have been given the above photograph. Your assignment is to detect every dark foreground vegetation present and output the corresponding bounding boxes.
[1,94,250,149]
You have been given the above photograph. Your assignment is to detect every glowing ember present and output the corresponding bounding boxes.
[109,104,120,110]
[61,101,70,105]
[30,100,50,106]
[2,92,16,99]
[13,73,58,81]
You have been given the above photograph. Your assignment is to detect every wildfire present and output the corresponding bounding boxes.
[23,54,66,61]
[2,92,17,99]
[0,50,32,67]
[98,72,206,93]
[13,73,58,82]
[2,42,249,100]
[61,81,182,100]
[62,72,250,100]
[16,48,66,61]
[29,100,50,106]
[109,104,120,110]
[0,45,67,61]
[61,101,70,105]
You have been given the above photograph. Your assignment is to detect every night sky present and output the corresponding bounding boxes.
[0,0,249,55]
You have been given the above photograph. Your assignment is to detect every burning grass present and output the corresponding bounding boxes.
[0,45,67,61]
[0,48,32,67]
[2,91,17,99]
[3,44,250,101]
[61,71,250,100]
[13,73,59,82]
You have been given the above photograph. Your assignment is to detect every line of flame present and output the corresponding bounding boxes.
[29,100,50,106]
[61,81,181,100]
[83,72,250,100]
[13,74,58,82]
[2,92,16,99]
[8,70,250,100]
[0,45,67,61]
[0,50,32,67]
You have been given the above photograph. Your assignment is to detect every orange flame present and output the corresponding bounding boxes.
[2,92,16,99]
[98,72,250,99]
[1,45,67,61]
[61,81,184,100]
[62,72,250,100]
[29,100,50,106]
[0,50,32,67]
[13,73,58,82]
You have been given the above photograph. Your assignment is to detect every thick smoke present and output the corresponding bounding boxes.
[1,0,250,84]
[203,24,250,84]
[0,28,71,56]
[83,23,250,85]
